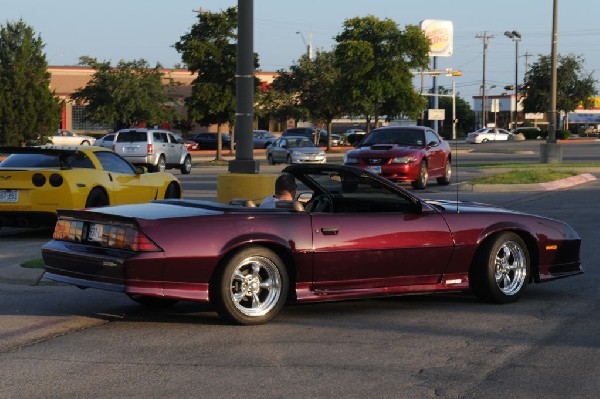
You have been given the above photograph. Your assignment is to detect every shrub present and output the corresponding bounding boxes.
[556,129,571,140]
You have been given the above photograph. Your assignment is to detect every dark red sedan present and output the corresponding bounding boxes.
[343,126,452,189]
[42,164,582,325]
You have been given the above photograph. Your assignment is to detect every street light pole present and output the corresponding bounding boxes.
[504,30,521,130]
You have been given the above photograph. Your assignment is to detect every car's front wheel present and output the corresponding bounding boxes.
[267,154,275,165]
[80,140,91,145]
[212,247,288,325]
[470,232,530,303]
[411,161,428,190]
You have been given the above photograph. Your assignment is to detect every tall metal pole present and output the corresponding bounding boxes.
[514,38,519,129]
[229,0,259,173]
[431,57,438,132]
[540,0,562,163]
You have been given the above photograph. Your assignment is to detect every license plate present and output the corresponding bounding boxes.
[124,146,137,153]
[88,223,104,242]
[367,166,382,174]
[0,189,18,203]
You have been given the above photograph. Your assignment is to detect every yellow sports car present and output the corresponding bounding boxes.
[0,146,183,228]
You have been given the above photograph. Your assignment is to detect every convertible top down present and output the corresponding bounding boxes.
[42,164,583,325]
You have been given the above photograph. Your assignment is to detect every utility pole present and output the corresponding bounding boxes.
[476,32,494,128]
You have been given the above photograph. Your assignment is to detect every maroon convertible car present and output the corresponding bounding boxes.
[42,164,583,325]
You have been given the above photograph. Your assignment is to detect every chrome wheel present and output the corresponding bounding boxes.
[213,247,288,325]
[471,232,530,303]
[494,240,527,296]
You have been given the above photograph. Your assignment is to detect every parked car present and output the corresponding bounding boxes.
[192,132,234,150]
[252,130,277,149]
[266,136,326,164]
[49,130,96,146]
[343,128,366,145]
[465,127,512,144]
[95,133,116,149]
[343,126,451,189]
[281,127,318,143]
[318,130,343,147]
[112,128,192,174]
[0,145,182,228]
[173,133,199,151]
[41,163,583,325]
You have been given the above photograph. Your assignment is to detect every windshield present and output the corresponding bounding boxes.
[360,128,425,147]
[288,138,317,148]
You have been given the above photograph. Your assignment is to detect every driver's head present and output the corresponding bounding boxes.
[275,173,297,198]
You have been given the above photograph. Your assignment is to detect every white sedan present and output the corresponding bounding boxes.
[50,130,97,146]
[466,128,512,144]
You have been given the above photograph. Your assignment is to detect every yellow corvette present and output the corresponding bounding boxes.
[0,146,183,228]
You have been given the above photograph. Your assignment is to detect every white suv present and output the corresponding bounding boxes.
[112,128,192,174]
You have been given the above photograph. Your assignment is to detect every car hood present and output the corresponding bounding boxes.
[425,199,524,215]
[348,144,421,156]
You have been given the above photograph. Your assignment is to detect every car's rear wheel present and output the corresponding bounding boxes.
[286,155,292,164]
[80,140,91,145]
[470,232,530,303]
[411,161,428,190]
[164,182,181,199]
[127,294,178,308]
[212,247,288,325]
[436,159,452,185]
[267,154,275,165]
[154,155,166,173]
[180,155,192,174]
[85,187,109,208]
[482,138,489,143]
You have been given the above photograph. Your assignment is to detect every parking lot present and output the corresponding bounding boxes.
[1,140,599,398]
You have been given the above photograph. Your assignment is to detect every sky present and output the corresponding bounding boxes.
[4,0,600,105]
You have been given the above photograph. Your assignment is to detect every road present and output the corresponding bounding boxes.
[0,140,599,398]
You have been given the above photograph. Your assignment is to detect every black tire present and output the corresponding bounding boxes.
[436,159,452,185]
[482,138,489,143]
[85,187,109,208]
[211,247,289,325]
[164,182,181,199]
[127,294,178,309]
[155,155,166,173]
[411,161,428,190]
[470,232,530,304]
[267,154,275,165]
[180,155,192,174]
[81,140,91,145]
[286,155,292,165]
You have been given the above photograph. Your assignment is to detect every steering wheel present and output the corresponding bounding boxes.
[305,194,333,213]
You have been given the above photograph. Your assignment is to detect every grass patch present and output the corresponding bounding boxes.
[21,258,45,269]
[471,169,579,184]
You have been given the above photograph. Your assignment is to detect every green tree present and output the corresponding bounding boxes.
[521,54,597,118]
[72,57,176,130]
[174,7,259,160]
[0,19,61,145]
[334,17,430,131]
[274,51,342,149]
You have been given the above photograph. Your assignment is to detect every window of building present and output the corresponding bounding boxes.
[71,105,113,132]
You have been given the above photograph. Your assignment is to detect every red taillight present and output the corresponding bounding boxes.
[53,218,160,252]
[147,143,154,154]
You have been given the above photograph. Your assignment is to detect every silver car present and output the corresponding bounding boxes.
[112,128,192,174]
[266,136,326,165]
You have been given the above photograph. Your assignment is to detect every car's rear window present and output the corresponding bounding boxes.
[0,152,95,169]
[116,131,148,143]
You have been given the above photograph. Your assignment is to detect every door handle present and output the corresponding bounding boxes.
[321,227,339,235]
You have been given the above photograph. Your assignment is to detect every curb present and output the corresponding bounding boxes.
[459,173,597,192]
[0,263,45,286]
